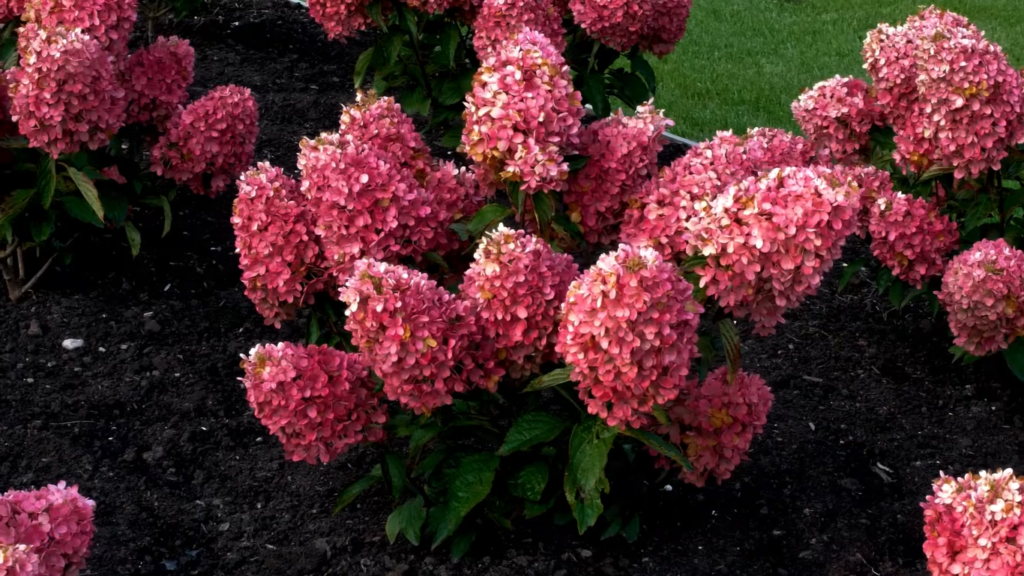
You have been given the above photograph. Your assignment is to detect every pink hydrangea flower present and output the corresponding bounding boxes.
[4,24,127,158]
[461,27,584,196]
[405,0,469,12]
[864,7,1024,179]
[150,85,259,196]
[240,342,387,464]
[654,367,773,487]
[461,224,579,378]
[338,91,433,176]
[22,0,136,59]
[0,482,95,576]
[833,163,895,235]
[124,36,195,127]
[922,468,1024,576]
[556,244,703,429]
[472,0,566,57]
[100,165,126,184]
[340,259,481,414]
[232,163,321,327]
[938,239,1024,357]
[565,101,671,244]
[307,0,372,42]
[568,0,692,56]
[0,0,26,22]
[422,160,488,256]
[0,543,39,575]
[792,75,884,163]
[869,191,958,288]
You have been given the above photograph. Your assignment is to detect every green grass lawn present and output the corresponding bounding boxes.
[653,0,1024,141]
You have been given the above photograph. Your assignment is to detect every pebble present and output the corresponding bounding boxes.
[62,339,85,351]
[27,320,42,336]
[144,319,162,333]
[579,549,593,558]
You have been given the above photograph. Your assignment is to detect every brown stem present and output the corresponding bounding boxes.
[8,252,58,302]
[0,238,18,259]
[16,246,25,280]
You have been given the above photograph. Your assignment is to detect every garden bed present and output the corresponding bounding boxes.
[1,1,1022,574]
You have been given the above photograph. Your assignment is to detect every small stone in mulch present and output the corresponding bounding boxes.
[62,339,84,351]
[144,319,162,333]
[27,320,42,336]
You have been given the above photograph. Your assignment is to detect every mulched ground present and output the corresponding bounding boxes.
[2,2,1022,574]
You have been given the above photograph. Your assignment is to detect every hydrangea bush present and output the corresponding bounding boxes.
[792,6,1024,379]
[0,0,257,301]
[0,481,96,576]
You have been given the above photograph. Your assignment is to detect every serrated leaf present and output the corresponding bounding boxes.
[600,514,623,540]
[101,194,129,226]
[399,85,431,117]
[333,464,382,514]
[440,122,464,149]
[619,427,691,471]
[577,72,609,118]
[383,453,407,501]
[565,154,589,171]
[498,412,567,455]
[0,189,35,228]
[386,497,426,545]
[467,204,512,237]
[837,259,866,293]
[508,461,549,501]
[366,1,388,30]
[413,448,447,479]
[437,72,473,106]
[628,52,655,94]
[354,47,374,88]
[440,26,459,68]
[718,319,741,377]
[449,527,476,560]
[1004,339,1024,381]
[124,221,141,258]
[564,417,617,534]
[58,196,103,227]
[410,422,441,454]
[36,155,56,209]
[889,280,906,309]
[307,314,321,345]
[608,69,650,108]
[64,165,104,222]
[532,191,554,233]
[430,453,499,549]
[29,212,55,243]
[522,366,574,392]
[449,222,469,241]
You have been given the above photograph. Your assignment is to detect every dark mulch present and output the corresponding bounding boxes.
[2,2,1023,575]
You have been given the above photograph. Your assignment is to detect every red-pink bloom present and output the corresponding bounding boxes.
[864,7,1024,179]
[833,163,895,235]
[233,163,321,327]
[461,27,584,196]
[922,468,1024,576]
[340,259,480,414]
[0,482,95,576]
[0,543,39,575]
[338,91,433,175]
[150,85,259,196]
[241,342,386,464]
[938,239,1024,357]
[792,75,883,163]
[405,0,469,12]
[556,244,703,429]
[0,0,25,21]
[461,224,579,379]
[124,36,194,127]
[23,0,136,59]
[568,0,692,56]
[307,0,372,42]
[565,101,671,244]
[869,191,958,288]
[4,24,127,158]
[655,367,773,487]
[472,0,566,58]
[100,164,126,184]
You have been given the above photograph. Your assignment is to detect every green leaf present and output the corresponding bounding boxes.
[333,464,383,514]
[383,453,408,501]
[437,74,472,106]
[101,194,129,226]
[0,189,36,228]
[837,259,866,293]
[889,280,906,310]
[430,453,499,549]
[622,515,640,543]
[564,417,617,534]
[533,192,554,233]
[400,86,430,117]
[498,412,567,455]
[440,25,460,69]
[410,422,441,454]
[718,319,741,377]
[552,213,583,241]
[619,428,691,471]
[36,155,56,209]
[307,314,321,345]
[413,448,447,479]
[138,196,174,238]
[600,514,623,540]
[64,165,104,222]
[467,204,512,237]
[608,69,650,108]
[440,122,464,149]
[449,222,469,241]
[367,1,388,30]
[58,197,103,227]
[577,72,609,118]
[399,4,418,40]
[124,221,141,258]
[1004,339,1024,381]
[523,497,555,519]
[449,527,476,560]
[565,154,590,172]
[354,47,374,88]
[386,497,427,545]
[876,267,894,294]
[522,366,574,392]
[919,164,955,182]
[29,211,55,243]
[628,52,656,94]
[508,461,549,501]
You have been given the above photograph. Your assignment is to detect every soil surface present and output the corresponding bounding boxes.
[3,2,1023,575]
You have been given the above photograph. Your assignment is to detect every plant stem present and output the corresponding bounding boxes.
[553,384,583,414]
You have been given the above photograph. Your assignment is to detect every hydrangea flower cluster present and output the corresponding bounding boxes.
[124,36,195,127]
[791,75,883,163]
[0,543,39,575]
[404,0,469,13]
[567,0,692,56]
[0,0,25,21]
[564,101,671,244]
[307,0,372,42]
[472,0,566,57]
[23,0,137,58]
[868,191,958,288]
[0,482,95,576]
[556,244,702,429]
[461,224,579,378]
[232,163,320,327]
[922,468,1024,576]
[150,85,259,196]
[340,259,481,414]
[241,342,387,464]
[938,239,1024,357]
[655,367,773,487]
[864,7,1024,178]
[461,28,584,195]
[5,23,127,158]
